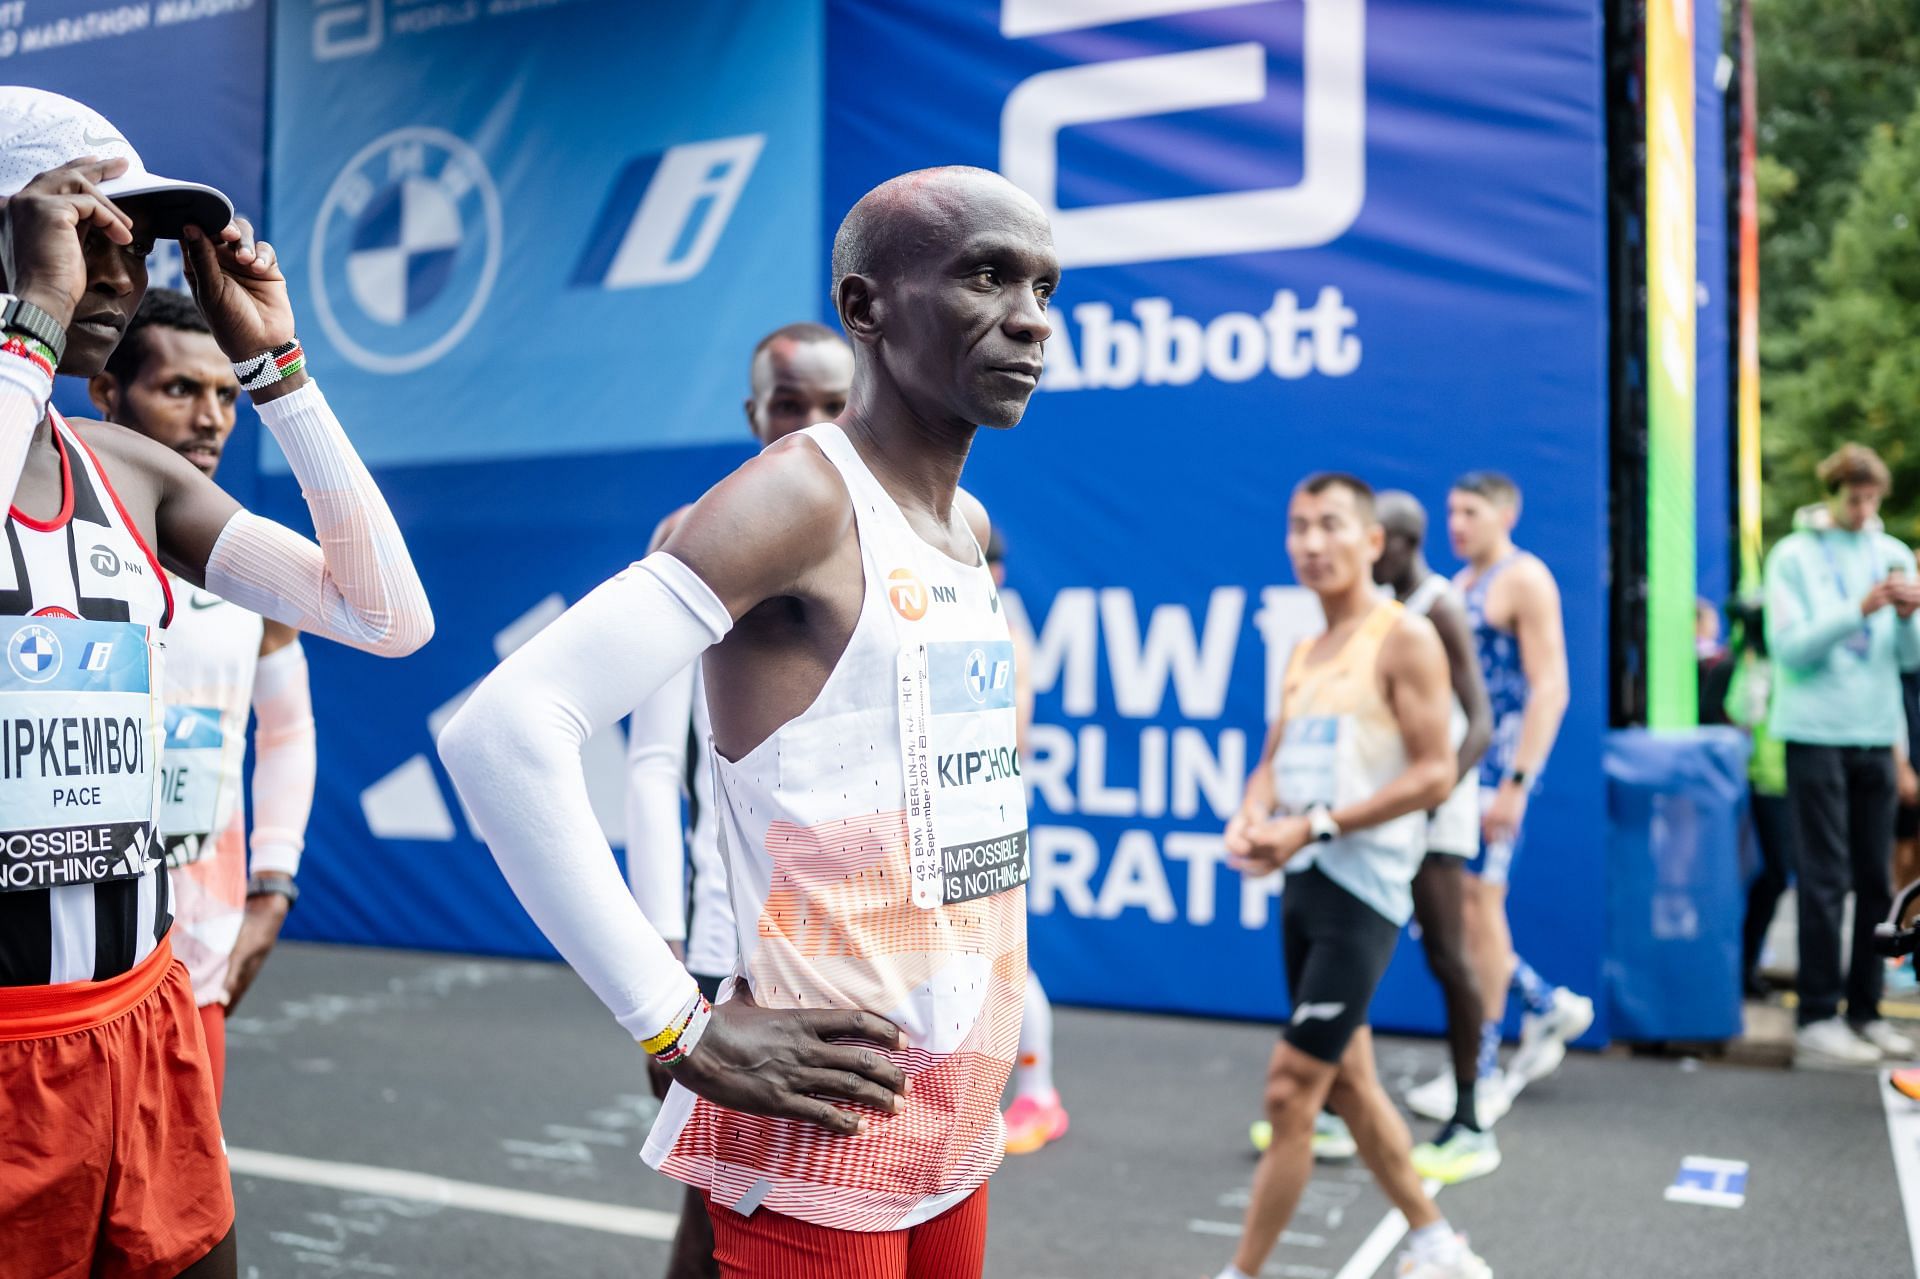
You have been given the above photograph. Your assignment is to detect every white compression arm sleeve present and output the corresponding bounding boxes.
[205,380,433,657]
[625,661,697,942]
[0,360,52,511]
[248,640,316,877]
[439,552,732,1039]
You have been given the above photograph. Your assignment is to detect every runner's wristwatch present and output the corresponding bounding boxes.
[247,873,299,906]
[0,294,65,366]
[1306,806,1340,843]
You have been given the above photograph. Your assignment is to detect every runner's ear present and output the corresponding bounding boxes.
[836,273,883,345]
[87,372,118,419]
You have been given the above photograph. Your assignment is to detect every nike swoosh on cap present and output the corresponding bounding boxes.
[82,129,122,147]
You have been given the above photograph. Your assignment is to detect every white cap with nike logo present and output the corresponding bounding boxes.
[0,86,233,238]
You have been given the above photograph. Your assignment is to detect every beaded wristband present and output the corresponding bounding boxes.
[0,333,57,381]
[640,989,713,1065]
[233,339,304,393]
[653,996,712,1066]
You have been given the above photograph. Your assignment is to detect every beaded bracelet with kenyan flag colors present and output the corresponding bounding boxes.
[233,339,304,393]
[0,333,56,381]
[641,989,713,1066]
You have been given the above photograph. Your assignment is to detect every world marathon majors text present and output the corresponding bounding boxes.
[0,0,257,59]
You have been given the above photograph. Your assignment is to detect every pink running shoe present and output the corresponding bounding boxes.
[1003,1091,1070,1155]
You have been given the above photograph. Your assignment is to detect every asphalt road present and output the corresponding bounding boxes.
[219,943,1911,1278]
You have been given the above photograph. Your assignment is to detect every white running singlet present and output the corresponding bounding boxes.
[644,423,1029,1232]
[0,411,173,986]
[683,664,736,978]
[1272,602,1426,924]
[160,578,264,1005]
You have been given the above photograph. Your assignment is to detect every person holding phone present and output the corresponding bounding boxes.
[1763,443,1920,1065]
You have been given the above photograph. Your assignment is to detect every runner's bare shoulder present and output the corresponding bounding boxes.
[647,503,694,554]
[661,433,855,611]
[65,415,192,480]
[62,417,213,537]
[1380,607,1447,689]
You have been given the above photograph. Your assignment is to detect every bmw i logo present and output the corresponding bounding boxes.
[8,625,61,684]
[310,127,503,375]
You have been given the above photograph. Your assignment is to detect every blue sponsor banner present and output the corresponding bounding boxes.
[271,0,820,468]
[2,0,269,499]
[264,1,824,954]
[826,0,1610,1035]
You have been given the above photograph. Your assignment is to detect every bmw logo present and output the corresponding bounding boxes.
[310,127,503,375]
[965,648,989,703]
[8,624,61,684]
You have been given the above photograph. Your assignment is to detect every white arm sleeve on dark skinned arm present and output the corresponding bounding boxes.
[439,553,731,1039]
[205,381,433,657]
[625,662,696,942]
[248,640,316,878]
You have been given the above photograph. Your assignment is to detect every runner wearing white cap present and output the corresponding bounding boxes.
[0,89,431,1279]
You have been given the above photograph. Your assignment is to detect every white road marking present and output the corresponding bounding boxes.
[227,1148,677,1241]
[1331,1179,1441,1279]
[1878,1070,1920,1277]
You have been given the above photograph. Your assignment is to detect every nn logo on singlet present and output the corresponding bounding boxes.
[888,569,929,621]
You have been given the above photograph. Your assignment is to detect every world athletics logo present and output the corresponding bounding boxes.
[310,127,503,375]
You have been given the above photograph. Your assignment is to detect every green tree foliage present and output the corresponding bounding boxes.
[1756,0,1920,539]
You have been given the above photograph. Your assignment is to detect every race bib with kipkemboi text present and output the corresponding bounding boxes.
[0,617,160,892]
[160,704,225,867]
[898,639,1029,908]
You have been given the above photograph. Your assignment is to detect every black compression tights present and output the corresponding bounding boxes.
[1412,854,1482,1125]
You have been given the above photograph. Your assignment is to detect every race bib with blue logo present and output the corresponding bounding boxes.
[0,617,161,892]
[897,639,1030,908]
[1273,715,1343,815]
[160,705,227,868]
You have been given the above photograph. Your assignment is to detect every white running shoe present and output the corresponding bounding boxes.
[1404,1073,1510,1127]
[1858,1020,1918,1059]
[1405,1070,1457,1122]
[1396,1233,1493,1279]
[1313,1111,1358,1160]
[1796,1017,1881,1066]
[1506,988,1595,1088]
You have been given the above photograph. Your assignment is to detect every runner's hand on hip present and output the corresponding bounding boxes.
[0,157,135,328]
[181,215,295,359]
[667,983,908,1136]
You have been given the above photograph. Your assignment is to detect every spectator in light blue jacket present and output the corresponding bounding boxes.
[1765,443,1920,1066]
